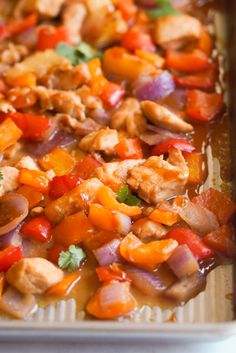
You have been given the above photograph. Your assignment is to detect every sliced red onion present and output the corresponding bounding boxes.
[167,245,199,279]
[93,238,122,266]
[165,271,206,304]
[1,224,22,247]
[0,287,36,319]
[75,118,101,136]
[133,71,175,102]
[124,265,170,296]
[0,193,28,236]
[90,108,111,125]
[27,131,77,158]
[178,201,219,235]
[139,125,181,146]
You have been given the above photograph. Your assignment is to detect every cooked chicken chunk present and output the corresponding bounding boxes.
[14,0,65,18]
[127,148,189,204]
[131,217,167,240]
[77,85,103,111]
[33,86,86,119]
[154,15,202,48]
[60,115,101,136]
[111,98,147,137]
[85,0,113,12]
[0,43,28,67]
[79,128,119,154]
[141,101,193,133]
[16,156,39,170]
[6,258,64,295]
[95,159,144,191]
[63,2,87,44]
[0,99,16,113]
[0,167,19,197]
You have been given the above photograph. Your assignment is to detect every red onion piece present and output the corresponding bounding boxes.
[113,213,131,235]
[167,245,199,279]
[90,108,111,125]
[165,271,206,303]
[178,201,219,235]
[139,125,182,146]
[93,239,122,266]
[124,265,169,296]
[133,71,175,102]
[0,193,28,236]
[27,131,77,158]
[75,118,101,136]
[1,224,22,247]
[0,287,36,319]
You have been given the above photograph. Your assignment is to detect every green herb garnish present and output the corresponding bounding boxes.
[117,185,141,206]
[58,245,86,272]
[148,0,181,19]
[0,172,3,181]
[56,42,103,66]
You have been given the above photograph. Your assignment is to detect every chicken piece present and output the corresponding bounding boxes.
[59,115,101,136]
[63,2,87,45]
[77,85,103,111]
[33,86,86,120]
[127,148,189,204]
[6,258,64,295]
[131,217,167,240]
[154,15,202,48]
[79,128,119,154]
[111,98,146,137]
[141,101,193,133]
[14,0,65,18]
[85,0,113,12]
[0,43,28,66]
[0,167,19,197]
[5,50,69,82]
[16,156,39,170]
[39,62,90,90]
[0,99,16,113]
[95,159,144,191]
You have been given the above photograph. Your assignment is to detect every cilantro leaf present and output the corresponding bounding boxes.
[117,185,141,206]
[56,42,103,66]
[58,245,86,272]
[148,0,180,19]
[0,171,3,181]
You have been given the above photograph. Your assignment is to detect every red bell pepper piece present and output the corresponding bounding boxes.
[37,26,69,51]
[166,49,210,73]
[164,227,214,261]
[0,23,9,41]
[7,14,37,36]
[75,155,102,179]
[121,27,156,52]
[151,138,195,156]
[175,65,216,89]
[96,264,130,283]
[186,90,224,122]
[0,112,51,141]
[21,216,52,243]
[99,82,125,109]
[203,224,236,258]
[49,174,83,199]
[0,246,23,272]
[192,188,236,225]
[47,243,68,264]
[115,138,143,159]
[116,0,137,22]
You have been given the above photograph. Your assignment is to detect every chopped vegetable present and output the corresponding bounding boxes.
[164,227,214,261]
[198,29,213,56]
[93,239,122,266]
[37,26,69,51]
[0,246,22,272]
[19,168,50,194]
[48,243,68,264]
[149,208,180,226]
[135,50,165,69]
[151,138,195,156]
[117,185,141,206]
[167,244,199,279]
[116,0,137,22]
[56,42,102,66]
[7,14,37,36]
[7,72,36,88]
[166,49,210,73]
[58,245,86,272]
[20,217,52,243]
[174,65,217,89]
[121,27,155,52]
[17,185,43,209]
[193,188,236,225]
[46,272,81,297]
[184,152,204,183]
[203,224,236,258]
[38,147,76,176]
[0,118,22,152]
[148,0,180,19]
[99,82,125,109]
[120,233,178,270]
[96,264,128,283]
[49,174,83,199]
[186,90,224,122]
[75,155,101,179]
[115,138,143,160]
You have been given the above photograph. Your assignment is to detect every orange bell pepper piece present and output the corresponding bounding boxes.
[166,49,210,73]
[46,272,81,297]
[135,49,165,69]
[38,147,76,176]
[75,155,101,179]
[203,224,236,258]
[184,152,205,184]
[116,0,137,22]
[18,168,50,194]
[198,29,213,56]
[88,203,116,232]
[120,233,178,270]
[86,281,136,319]
[87,58,107,95]
[8,89,37,109]
[7,72,36,88]
[0,118,22,152]
[97,185,142,217]
[17,185,44,209]
[121,27,155,52]
[192,188,236,225]
[0,273,5,296]
[149,208,180,227]
[103,47,155,80]
[83,231,120,251]
[54,211,94,245]
[115,138,143,160]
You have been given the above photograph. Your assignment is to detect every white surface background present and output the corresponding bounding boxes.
[0,336,235,353]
